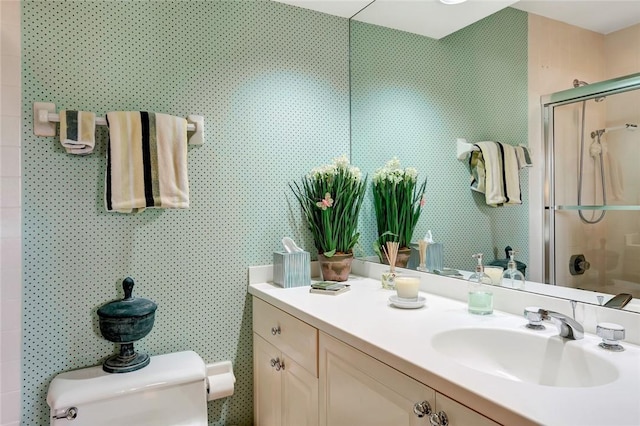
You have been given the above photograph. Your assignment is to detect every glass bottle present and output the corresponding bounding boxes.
[501,249,525,290]
[468,253,493,315]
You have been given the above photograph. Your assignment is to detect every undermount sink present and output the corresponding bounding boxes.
[431,328,619,388]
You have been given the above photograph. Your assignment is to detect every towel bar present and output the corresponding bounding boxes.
[33,102,205,145]
[456,138,479,160]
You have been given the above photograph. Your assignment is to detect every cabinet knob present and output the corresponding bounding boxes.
[270,357,285,371]
[271,326,281,335]
[413,400,432,418]
[429,411,448,426]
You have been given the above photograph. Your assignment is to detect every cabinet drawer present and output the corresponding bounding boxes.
[253,298,318,376]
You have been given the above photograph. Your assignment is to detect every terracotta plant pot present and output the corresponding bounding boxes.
[318,252,354,282]
[380,246,412,268]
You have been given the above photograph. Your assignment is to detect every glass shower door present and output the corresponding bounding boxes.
[545,75,640,299]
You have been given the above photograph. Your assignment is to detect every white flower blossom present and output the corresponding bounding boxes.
[404,167,418,182]
[308,155,362,183]
[373,158,420,186]
[333,154,350,170]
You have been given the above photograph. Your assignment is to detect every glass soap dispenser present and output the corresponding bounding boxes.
[468,253,493,315]
[501,249,525,290]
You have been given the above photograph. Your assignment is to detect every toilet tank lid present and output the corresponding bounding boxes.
[47,351,206,410]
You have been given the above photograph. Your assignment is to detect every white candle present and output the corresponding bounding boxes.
[484,266,503,285]
[395,276,420,300]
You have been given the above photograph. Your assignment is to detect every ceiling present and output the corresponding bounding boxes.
[272,0,640,39]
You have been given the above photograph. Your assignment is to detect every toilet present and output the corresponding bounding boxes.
[47,351,208,425]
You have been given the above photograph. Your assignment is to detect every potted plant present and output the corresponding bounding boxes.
[290,155,367,281]
[372,158,427,267]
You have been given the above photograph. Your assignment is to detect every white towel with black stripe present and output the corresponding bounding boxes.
[59,110,96,155]
[515,145,533,169]
[105,111,189,213]
[469,141,521,207]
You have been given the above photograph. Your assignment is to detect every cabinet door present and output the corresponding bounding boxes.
[254,334,282,426]
[319,332,435,426]
[435,393,500,426]
[253,298,318,376]
[282,355,319,426]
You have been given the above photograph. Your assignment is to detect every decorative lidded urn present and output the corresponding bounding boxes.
[97,277,157,373]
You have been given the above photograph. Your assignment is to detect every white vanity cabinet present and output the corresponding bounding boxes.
[252,296,498,426]
[253,298,319,426]
[319,332,498,426]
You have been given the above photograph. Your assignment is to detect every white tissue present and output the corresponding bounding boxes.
[206,361,236,401]
[424,230,434,243]
[282,237,303,253]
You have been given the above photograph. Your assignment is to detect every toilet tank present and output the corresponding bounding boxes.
[47,351,207,426]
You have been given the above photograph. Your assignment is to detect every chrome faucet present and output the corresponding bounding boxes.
[538,309,584,340]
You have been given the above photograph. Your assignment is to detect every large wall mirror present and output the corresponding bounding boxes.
[347,4,640,312]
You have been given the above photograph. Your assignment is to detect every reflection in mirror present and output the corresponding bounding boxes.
[349,6,640,312]
[545,75,640,312]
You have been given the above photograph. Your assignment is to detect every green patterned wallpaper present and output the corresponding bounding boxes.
[21,1,348,424]
[351,8,529,272]
[21,1,528,424]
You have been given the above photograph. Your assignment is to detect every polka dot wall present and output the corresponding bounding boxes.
[21,1,529,423]
[351,8,530,272]
[21,1,348,424]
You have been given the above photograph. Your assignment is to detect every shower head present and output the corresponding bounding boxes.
[572,79,606,102]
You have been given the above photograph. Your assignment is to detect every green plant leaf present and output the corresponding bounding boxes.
[323,249,336,257]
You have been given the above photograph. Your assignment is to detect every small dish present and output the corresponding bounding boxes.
[389,295,426,309]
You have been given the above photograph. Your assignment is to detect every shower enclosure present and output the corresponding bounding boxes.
[543,73,640,298]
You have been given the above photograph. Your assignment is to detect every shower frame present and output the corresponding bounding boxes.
[541,72,640,285]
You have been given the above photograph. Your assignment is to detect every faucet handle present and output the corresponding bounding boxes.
[597,322,625,352]
[524,306,545,330]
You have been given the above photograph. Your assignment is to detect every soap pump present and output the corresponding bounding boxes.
[501,249,525,290]
[467,253,493,315]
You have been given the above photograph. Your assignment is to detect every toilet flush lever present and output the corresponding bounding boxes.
[52,407,78,421]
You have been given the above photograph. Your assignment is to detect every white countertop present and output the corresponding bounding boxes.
[248,275,640,426]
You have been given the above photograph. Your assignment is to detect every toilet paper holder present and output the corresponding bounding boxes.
[205,360,236,401]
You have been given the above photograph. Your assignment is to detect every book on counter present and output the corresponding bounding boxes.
[309,282,350,295]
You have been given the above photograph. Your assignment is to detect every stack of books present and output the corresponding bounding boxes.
[309,282,350,295]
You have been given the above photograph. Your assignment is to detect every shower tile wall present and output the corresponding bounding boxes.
[528,14,606,283]
[605,24,640,78]
[20,2,348,424]
[604,24,640,290]
[0,1,22,425]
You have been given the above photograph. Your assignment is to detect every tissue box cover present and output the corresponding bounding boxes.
[426,243,444,272]
[273,251,311,288]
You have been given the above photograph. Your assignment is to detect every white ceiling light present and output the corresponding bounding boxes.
[440,0,468,4]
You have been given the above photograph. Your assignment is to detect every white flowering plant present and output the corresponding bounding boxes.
[372,158,427,259]
[290,155,367,257]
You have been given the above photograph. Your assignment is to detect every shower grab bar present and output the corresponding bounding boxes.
[591,123,638,136]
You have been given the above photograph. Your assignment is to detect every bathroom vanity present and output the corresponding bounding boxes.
[248,262,640,426]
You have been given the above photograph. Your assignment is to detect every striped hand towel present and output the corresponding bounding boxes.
[469,141,521,207]
[105,111,189,213]
[515,145,533,169]
[59,110,96,155]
